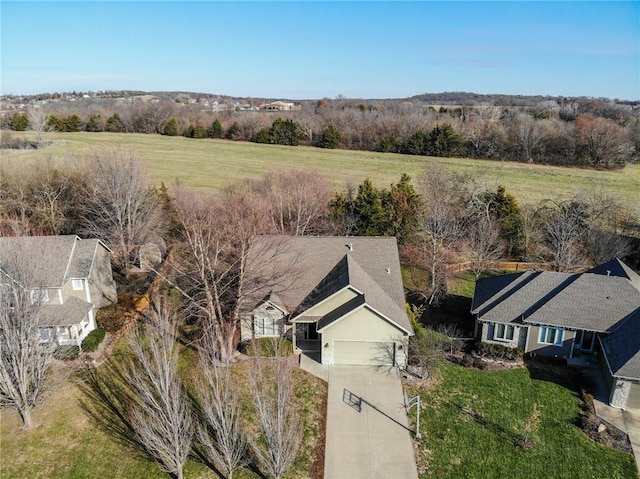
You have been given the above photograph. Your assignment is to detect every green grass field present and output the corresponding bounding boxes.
[3,132,639,206]
[407,363,639,479]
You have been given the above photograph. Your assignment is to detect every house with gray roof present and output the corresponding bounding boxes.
[0,235,117,348]
[242,236,413,367]
[472,258,640,409]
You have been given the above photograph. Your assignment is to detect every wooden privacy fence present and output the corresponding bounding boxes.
[445,261,551,274]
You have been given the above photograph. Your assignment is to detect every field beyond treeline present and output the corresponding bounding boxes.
[3,132,639,206]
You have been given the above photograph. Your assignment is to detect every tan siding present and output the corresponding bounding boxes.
[322,307,408,366]
[525,325,575,358]
[301,288,358,317]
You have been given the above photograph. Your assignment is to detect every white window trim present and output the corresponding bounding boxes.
[494,323,515,342]
[255,316,279,337]
[539,326,564,346]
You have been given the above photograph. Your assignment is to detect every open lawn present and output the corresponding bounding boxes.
[0,355,326,479]
[3,132,639,206]
[406,362,639,479]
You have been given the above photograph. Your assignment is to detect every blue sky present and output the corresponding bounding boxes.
[1,1,638,100]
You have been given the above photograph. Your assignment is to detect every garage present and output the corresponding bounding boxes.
[332,340,394,366]
[627,382,640,410]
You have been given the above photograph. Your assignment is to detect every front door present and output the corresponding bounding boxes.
[304,322,318,340]
[576,330,595,352]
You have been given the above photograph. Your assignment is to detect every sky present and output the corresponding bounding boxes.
[1,1,639,100]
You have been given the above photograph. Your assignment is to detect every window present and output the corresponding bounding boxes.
[72,279,84,291]
[255,316,277,337]
[494,324,515,341]
[39,328,54,342]
[30,289,49,303]
[539,326,563,345]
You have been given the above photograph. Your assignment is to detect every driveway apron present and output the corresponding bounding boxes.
[324,365,418,479]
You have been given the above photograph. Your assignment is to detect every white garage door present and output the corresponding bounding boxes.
[332,340,394,366]
[628,382,640,410]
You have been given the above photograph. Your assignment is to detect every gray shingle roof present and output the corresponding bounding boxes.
[0,235,103,287]
[246,236,412,334]
[601,310,640,381]
[473,266,640,333]
[39,296,93,326]
[526,273,640,332]
[473,271,569,325]
[589,258,640,292]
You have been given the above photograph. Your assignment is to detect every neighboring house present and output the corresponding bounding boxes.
[258,101,297,111]
[472,258,640,409]
[0,235,117,348]
[242,236,413,367]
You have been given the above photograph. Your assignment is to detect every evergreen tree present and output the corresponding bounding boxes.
[474,186,525,257]
[225,121,241,140]
[64,114,82,132]
[105,113,124,132]
[46,115,65,132]
[208,118,224,138]
[403,130,427,155]
[318,123,341,149]
[427,124,461,157]
[9,113,29,131]
[383,174,421,245]
[85,114,105,132]
[163,117,180,136]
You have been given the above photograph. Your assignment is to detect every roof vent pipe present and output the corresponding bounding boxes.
[385,267,391,274]
[607,270,611,276]
[348,243,353,252]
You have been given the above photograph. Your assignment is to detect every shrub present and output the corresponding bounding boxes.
[81,328,106,351]
[245,338,293,357]
[54,345,80,360]
[96,304,131,332]
[477,342,523,360]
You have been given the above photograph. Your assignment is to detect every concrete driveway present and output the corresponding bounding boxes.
[324,366,418,479]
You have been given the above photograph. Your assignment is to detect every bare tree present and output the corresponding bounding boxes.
[164,187,293,364]
[434,323,465,355]
[250,170,333,235]
[80,149,162,273]
[27,109,49,144]
[465,216,504,280]
[538,200,587,272]
[0,243,56,429]
[125,300,193,479]
[415,166,467,305]
[194,328,248,479]
[248,348,303,479]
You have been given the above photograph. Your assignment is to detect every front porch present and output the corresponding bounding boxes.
[292,320,321,354]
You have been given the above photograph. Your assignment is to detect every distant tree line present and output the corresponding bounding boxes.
[2,95,639,170]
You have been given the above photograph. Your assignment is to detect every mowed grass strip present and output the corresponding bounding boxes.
[3,132,639,206]
[407,363,639,479]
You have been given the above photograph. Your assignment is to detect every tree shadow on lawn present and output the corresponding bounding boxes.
[452,402,520,445]
[79,361,270,479]
[523,357,589,395]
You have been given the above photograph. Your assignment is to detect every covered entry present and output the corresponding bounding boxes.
[332,340,394,366]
